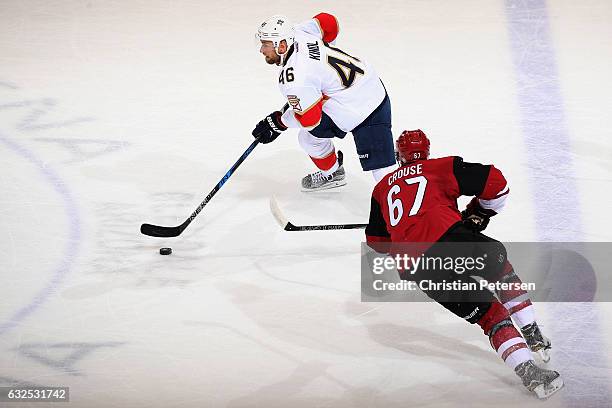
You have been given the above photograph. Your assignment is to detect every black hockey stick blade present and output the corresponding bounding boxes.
[140,135,269,238]
[141,105,289,239]
[140,222,184,238]
[284,221,367,231]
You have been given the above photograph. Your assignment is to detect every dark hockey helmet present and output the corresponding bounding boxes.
[396,129,430,165]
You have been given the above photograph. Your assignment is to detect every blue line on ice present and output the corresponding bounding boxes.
[505,0,610,405]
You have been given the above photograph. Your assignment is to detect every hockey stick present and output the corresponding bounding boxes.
[270,196,367,231]
[141,104,290,238]
[140,139,260,237]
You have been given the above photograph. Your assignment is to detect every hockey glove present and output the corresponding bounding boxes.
[252,111,287,144]
[461,197,497,232]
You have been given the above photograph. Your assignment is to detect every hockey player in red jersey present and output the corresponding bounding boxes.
[252,13,396,191]
[366,129,564,399]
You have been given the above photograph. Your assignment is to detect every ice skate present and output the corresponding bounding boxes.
[301,151,347,191]
[521,322,552,362]
[515,360,563,399]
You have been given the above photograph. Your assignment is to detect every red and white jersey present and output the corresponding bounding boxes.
[279,13,386,132]
[366,156,509,244]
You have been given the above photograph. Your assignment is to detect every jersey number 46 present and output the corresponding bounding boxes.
[325,44,365,88]
[387,176,428,227]
[279,67,294,84]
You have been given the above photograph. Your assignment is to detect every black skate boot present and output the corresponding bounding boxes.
[301,150,347,191]
[521,322,551,362]
[515,360,563,399]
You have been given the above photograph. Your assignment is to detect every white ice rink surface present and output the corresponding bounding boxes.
[1,1,612,407]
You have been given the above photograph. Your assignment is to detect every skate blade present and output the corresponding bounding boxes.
[537,348,551,363]
[301,180,347,192]
[534,337,552,363]
[533,376,564,399]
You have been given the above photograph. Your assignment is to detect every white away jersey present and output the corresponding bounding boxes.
[279,18,386,132]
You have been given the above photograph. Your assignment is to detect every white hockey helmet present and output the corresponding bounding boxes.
[256,15,295,52]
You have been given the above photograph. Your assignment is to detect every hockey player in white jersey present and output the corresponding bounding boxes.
[252,13,397,191]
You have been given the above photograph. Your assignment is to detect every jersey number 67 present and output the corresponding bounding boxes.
[388,176,428,227]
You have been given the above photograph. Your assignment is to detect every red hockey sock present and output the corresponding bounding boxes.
[495,261,536,328]
[478,301,532,370]
[310,151,338,172]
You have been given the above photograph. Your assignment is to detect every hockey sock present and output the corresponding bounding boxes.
[495,261,537,329]
[371,164,398,182]
[310,151,338,175]
[478,301,532,370]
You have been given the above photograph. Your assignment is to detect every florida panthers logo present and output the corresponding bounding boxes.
[287,94,302,112]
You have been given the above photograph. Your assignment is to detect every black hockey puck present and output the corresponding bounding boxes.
[159,247,172,255]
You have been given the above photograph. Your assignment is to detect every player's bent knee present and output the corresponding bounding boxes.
[479,240,508,279]
[476,301,511,334]
[298,130,334,158]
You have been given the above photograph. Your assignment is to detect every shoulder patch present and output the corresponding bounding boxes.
[287,95,302,112]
